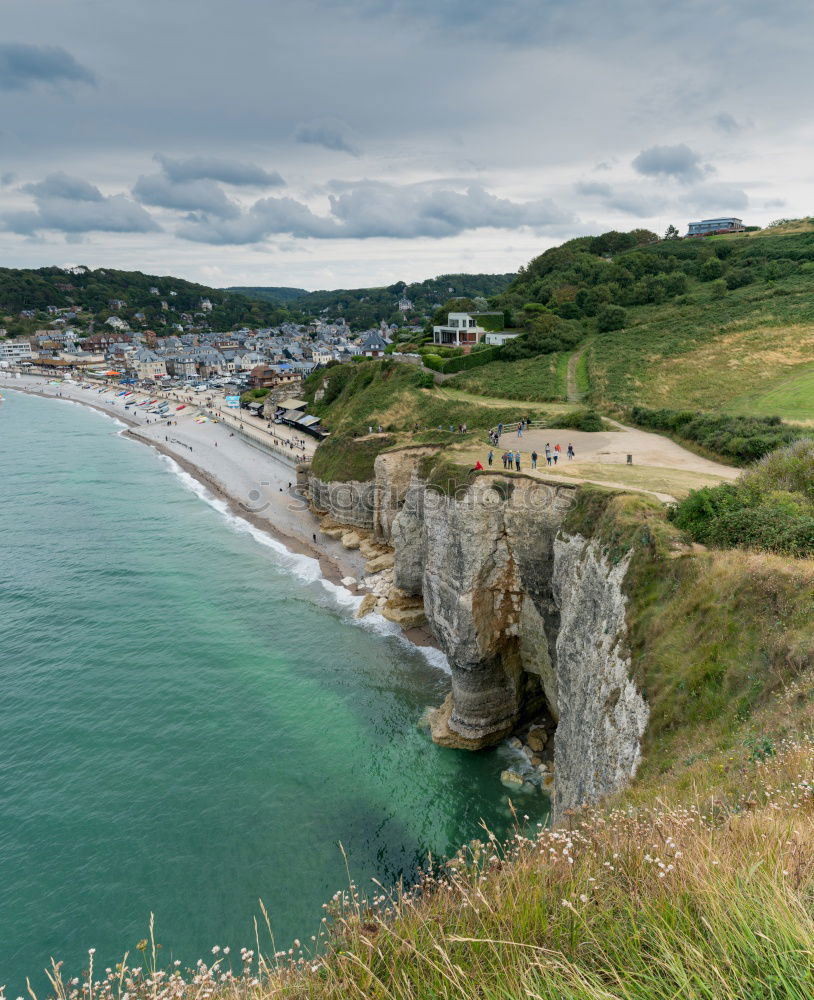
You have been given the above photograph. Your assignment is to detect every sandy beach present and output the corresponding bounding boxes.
[0,373,368,589]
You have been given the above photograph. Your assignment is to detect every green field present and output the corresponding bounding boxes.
[725,362,814,422]
[444,353,565,401]
[588,276,814,412]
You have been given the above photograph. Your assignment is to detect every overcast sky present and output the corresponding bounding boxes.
[0,0,811,289]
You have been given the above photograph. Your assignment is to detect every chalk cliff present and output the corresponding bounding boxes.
[304,449,649,814]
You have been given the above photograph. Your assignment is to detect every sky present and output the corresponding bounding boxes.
[0,0,811,290]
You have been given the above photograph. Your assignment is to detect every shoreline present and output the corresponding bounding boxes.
[0,374,440,651]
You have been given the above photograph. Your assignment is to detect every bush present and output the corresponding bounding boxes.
[596,304,627,332]
[556,408,605,432]
[700,257,725,281]
[630,406,805,465]
[672,440,814,557]
[422,354,444,372]
[439,346,503,374]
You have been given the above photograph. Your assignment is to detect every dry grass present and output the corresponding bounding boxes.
[640,322,814,414]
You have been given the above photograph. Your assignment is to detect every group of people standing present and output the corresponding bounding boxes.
[479,440,576,474]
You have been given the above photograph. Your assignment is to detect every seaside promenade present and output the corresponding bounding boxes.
[0,372,367,587]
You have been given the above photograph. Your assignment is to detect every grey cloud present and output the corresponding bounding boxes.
[176,180,574,244]
[712,111,740,134]
[632,144,710,183]
[3,172,159,235]
[24,172,103,202]
[154,154,284,187]
[133,173,240,218]
[1,172,17,186]
[0,42,95,91]
[575,181,612,197]
[294,120,360,156]
[327,181,572,238]
[177,197,336,244]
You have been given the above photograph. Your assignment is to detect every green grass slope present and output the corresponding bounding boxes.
[303,359,543,437]
[438,227,814,421]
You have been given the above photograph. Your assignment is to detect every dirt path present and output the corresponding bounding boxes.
[566,348,585,403]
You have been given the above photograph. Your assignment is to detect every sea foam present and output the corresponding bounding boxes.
[157,452,451,675]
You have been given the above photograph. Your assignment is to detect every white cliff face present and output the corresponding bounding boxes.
[418,478,575,747]
[551,534,649,819]
[305,445,650,812]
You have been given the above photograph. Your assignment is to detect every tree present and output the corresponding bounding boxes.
[664,224,681,240]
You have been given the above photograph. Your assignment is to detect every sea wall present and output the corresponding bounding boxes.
[304,449,649,813]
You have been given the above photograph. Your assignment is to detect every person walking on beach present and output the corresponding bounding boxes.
[488,450,493,466]
[545,443,552,465]
[515,450,521,471]
[567,442,575,460]
[517,422,523,438]
[531,450,538,469]
[497,422,503,439]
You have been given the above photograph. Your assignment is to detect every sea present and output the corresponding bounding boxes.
[0,389,549,993]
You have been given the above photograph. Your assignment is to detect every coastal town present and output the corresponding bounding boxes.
[0,304,405,385]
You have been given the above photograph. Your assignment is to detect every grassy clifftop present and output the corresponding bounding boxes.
[565,487,814,782]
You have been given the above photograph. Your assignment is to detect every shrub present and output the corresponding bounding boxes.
[439,346,503,374]
[630,406,805,464]
[422,354,444,371]
[596,304,627,332]
[672,440,814,557]
[700,257,725,281]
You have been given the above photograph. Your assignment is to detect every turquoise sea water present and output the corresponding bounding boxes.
[0,390,548,992]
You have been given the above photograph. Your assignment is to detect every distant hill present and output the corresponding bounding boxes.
[0,266,292,337]
[233,273,516,329]
[436,220,814,421]
[228,286,309,304]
